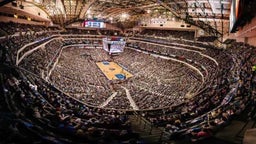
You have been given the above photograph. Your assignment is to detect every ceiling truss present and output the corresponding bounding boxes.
[10,0,231,37]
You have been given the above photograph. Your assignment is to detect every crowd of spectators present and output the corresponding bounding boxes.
[20,39,63,76]
[1,67,141,143]
[114,49,201,109]
[1,23,256,143]
[63,38,102,46]
[1,34,57,64]
[62,28,121,36]
[127,40,218,91]
[0,22,62,63]
[132,30,216,50]
[99,29,121,36]
[138,29,195,41]
[141,42,256,142]
[0,22,60,36]
[45,47,201,110]
[0,23,143,143]
[61,28,99,35]
[49,47,112,107]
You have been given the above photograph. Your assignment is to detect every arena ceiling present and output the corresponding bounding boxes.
[3,0,231,37]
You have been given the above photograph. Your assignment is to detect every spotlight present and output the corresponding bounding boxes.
[14,13,18,18]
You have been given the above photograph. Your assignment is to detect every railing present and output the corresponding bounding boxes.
[13,33,248,140]
[131,111,168,143]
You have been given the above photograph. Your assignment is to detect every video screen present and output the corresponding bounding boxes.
[110,43,125,53]
[102,37,126,54]
[83,20,105,28]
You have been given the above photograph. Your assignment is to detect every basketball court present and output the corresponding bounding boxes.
[96,61,133,80]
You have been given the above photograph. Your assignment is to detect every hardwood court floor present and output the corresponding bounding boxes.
[96,61,133,80]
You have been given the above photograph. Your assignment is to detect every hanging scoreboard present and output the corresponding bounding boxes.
[83,20,105,28]
[102,37,126,54]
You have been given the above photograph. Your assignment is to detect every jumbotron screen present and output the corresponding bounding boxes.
[83,20,105,28]
[109,43,125,53]
[103,37,126,54]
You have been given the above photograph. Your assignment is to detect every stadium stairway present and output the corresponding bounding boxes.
[213,120,255,144]
[214,97,256,144]
[128,114,167,144]
[128,114,233,144]
[0,28,8,37]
